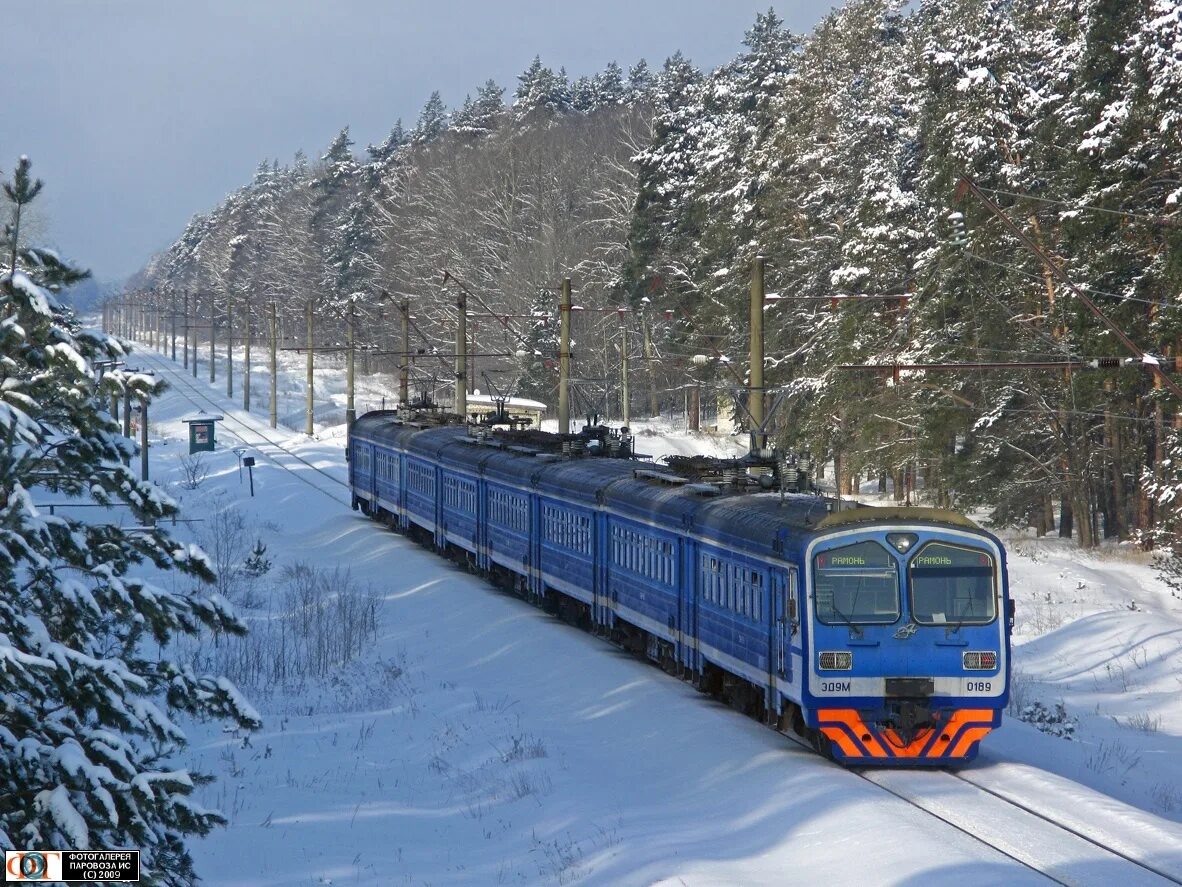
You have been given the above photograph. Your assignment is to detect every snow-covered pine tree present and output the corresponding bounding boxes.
[591,62,627,108]
[514,289,559,403]
[309,128,363,319]
[450,81,505,137]
[411,92,448,145]
[626,59,655,104]
[0,158,260,884]
[366,120,407,167]
[512,56,573,122]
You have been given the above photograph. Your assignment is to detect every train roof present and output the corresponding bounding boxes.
[350,415,995,555]
[815,506,982,531]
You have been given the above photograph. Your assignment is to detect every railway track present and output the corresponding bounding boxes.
[769,726,1181,885]
[131,347,352,506]
[136,342,1182,886]
[862,766,1181,886]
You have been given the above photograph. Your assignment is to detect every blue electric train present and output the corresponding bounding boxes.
[348,410,1013,765]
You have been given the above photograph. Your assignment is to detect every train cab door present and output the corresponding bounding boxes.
[772,570,794,684]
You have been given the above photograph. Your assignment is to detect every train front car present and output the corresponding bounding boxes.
[801,508,1012,765]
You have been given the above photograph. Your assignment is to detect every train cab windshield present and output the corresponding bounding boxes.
[908,542,996,625]
[813,541,900,625]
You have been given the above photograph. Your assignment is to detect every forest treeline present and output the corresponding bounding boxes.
[133,0,1182,554]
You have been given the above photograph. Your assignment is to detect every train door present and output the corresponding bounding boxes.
[677,536,692,669]
[772,570,794,684]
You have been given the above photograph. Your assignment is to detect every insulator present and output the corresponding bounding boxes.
[948,212,969,249]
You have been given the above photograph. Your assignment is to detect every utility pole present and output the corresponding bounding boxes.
[242,300,251,412]
[619,308,630,426]
[399,297,410,406]
[182,291,189,370]
[455,286,467,419]
[346,300,356,427]
[306,300,315,436]
[122,385,132,440]
[170,293,177,361]
[558,277,572,434]
[140,396,149,482]
[749,255,766,453]
[269,301,278,429]
[191,295,198,378]
[209,296,216,384]
[226,295,234,399]
[469,319,477,394]
[642,310,659,418]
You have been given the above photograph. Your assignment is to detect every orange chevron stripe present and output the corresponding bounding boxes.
[820,726,865,758]
[951,726,992,758]
[818,707,997,760]
[817,709,888,757]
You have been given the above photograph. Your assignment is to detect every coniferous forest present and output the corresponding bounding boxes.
[133,1,1182,561]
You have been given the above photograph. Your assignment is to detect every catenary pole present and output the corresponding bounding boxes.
[182,291,189,370]
[269,301,278,429]
[306,300,315,436]
[226,295,234,399]
[455,287,467,419]
[749,255,766,452]
[558,278,572,434]
[209,295,216,384]
[400,297,410,406]
[243,299,251,412]
[346,300,356,427]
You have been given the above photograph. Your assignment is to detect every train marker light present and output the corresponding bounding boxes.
[963,651,997,670]
[819,651,853,670]
[887,533,918,553]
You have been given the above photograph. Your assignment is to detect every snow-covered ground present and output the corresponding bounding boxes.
[114,339,1182,885]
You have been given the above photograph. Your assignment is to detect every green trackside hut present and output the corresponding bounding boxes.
[182,414,223,454]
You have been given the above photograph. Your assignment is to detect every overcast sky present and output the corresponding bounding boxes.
[4,1,841,283]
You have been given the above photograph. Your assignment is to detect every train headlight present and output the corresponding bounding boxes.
[887,533,918,553]
[819,651,853,670]
[963,651,997,670]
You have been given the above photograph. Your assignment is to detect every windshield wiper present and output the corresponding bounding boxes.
[829,594,864,639]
